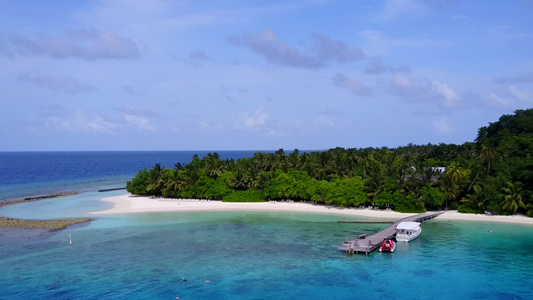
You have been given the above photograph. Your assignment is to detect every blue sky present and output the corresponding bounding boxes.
[1,0,532,151]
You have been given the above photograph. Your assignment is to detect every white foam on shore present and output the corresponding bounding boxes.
[92,193,533,225]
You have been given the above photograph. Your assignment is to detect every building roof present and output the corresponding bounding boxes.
[396,222,420,230]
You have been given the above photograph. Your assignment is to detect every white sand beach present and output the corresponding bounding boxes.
[93,193,533,225]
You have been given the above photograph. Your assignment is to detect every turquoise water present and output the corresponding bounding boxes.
[1,195,532,299]
[1,151,532,299]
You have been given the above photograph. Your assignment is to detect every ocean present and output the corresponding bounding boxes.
[1,151,532,299]
[0,151,259,202]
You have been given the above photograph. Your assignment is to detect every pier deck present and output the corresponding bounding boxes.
[338,211,443,254]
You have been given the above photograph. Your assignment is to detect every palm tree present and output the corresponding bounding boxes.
[527,203,533,218]
[302,153,320,179]
[204,153,222,179]
[330,147,349,178]
[287,149,301,170]
[253,152,268,171]
[480,143,497,175]
[240,158,260,188]
[147,163,165,195]
[440,163,466,210]
[229,168,249,190]
[364,159,386,198]
[357,148,373,179]
[500,181,526,213]
[315,151,331,180]
[460,184,487,213]
[163,169,185,196]
[273,149,288,172]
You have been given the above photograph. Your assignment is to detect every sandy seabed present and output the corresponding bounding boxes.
[93,193,533,225]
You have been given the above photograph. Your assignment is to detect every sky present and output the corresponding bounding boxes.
[1,0,532,151]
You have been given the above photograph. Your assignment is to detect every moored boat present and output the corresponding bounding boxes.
[395,222,422,242]
[379,239,396,252]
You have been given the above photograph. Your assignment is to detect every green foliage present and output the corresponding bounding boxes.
[372,191,394,209]
[527,204,533,218]
[420,185,445,210]
[222,190,265,202]
[457,204,479,214]
[123,109,533,217]
[126,169,149,195]
[390,192,426,213]
[323,177,368,207]
[460,185,487,214]
[191,171,231,199]
[263,170,311,200]
[500,181,526,214]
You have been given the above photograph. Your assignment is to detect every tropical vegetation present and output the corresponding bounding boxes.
[127,109,533,216]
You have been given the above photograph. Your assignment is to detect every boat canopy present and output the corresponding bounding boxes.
[396,222,420,230]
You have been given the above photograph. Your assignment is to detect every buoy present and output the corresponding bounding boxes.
[205,280,210,283]
[176,297,179,299]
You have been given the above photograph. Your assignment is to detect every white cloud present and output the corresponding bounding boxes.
[384,75,425,98]
[228,29,318,68]
[384,76,461,107]
[83,116,117,132]
[241,107,267,127]
[487,93,511,108]
[18,70,97,94]
[35,111,117,133]
[483,86,533,109]
[6,28,140,60]
[312,33,365,63]
[508,85,531,102]
[124,114,155,131]
[431,80,459,107]
[228,30,364,68]
[332,73,371,96]
[365,57,411,74]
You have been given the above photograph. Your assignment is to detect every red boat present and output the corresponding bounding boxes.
[379,239,396,253]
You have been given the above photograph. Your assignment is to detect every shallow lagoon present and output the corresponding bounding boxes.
[1,196,532,299]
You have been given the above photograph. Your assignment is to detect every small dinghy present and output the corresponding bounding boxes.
[379,239,396,253]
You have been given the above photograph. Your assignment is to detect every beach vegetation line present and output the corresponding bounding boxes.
[127,109,533,217]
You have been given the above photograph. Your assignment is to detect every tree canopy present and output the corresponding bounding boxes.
[127,109,533,217]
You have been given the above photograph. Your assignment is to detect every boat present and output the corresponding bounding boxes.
[379,239,396,252]
[395,222,422,242]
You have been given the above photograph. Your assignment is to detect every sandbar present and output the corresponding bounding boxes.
[93,193,533,225]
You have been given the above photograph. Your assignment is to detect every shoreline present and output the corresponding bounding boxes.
[0,192,92,231]
[93,193,533,226]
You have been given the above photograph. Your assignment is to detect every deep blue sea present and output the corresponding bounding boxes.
[0,151,258,202]
[1,151,532,299]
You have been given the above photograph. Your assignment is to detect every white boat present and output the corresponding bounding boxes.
[395,222,421,242]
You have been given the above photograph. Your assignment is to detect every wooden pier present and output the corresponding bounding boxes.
[338,211,443,255]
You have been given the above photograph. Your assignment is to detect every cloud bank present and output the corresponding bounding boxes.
[228,30,364,68]
[5,28,140,60]
[18,71,97,94]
